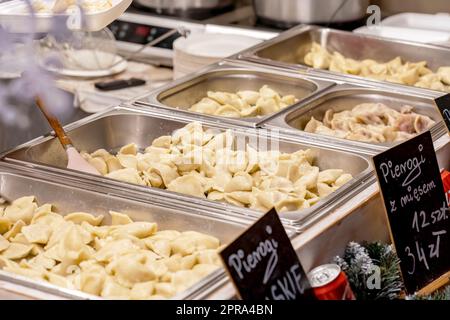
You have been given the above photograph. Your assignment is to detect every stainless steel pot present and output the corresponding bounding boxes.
[253,0,369,27]
[133,0,235,19]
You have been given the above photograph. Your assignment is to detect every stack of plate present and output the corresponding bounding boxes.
[354,13,450,46]
[173,33,262,79]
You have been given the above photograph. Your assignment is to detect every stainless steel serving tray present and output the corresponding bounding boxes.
[261,84,447,154]
[236,25,450,95]
[133,61,335,128]
[0,162,255,300]
[1,105,373,230]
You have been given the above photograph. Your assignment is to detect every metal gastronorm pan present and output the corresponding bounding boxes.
[237,25,450,95]
[133,61,335,128]
[0,162,253,300]
[1,105,373,229]
[261,84,447,153]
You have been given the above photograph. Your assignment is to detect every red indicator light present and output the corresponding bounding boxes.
[135,26,150,37]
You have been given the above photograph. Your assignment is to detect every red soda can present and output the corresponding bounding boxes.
[441,170,450,203]
[307,264,356,300]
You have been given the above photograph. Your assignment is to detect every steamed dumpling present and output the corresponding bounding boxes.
[187,86,298,118]
[303,102,435,143]
[0,195,224,300]
[304,42,450,93]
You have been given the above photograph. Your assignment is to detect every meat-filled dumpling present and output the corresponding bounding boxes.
[301,102,435,143]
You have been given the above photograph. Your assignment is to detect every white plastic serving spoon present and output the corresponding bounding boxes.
[35,97,100,175]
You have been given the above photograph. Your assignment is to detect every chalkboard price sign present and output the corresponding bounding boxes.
[220,208,315,300]
[373,131,450,294]
[435,93,450,134]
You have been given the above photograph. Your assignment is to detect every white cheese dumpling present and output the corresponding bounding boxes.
[3,220,26,240]
[275,197,304,213]
[190,98,221,114]
[167,175,206,198]
[109,211,133,225]
[334,174,353,187]
[237,90,260,105]
[163,254,196,273]
[106,168,146,186]
[187,86,298,118]
[154,282,176,298]
[101,277,131,299]
[3,196,37,224]
[304,42,331,69]
[196,249,221,265]
[214,104,241,118]
[64,212,104,226]
[21,224,52,244]
[224,172,253,193]
[256,97,279,116]
[170,232,220,256]
[0,235,9,252]
[79,267,107,296]
[111,222,158,239]
[94,239,140,263]
[119,143,138,156]
[109,253,167,287]
[116,154,138,170]
[130,281,155,300]
[318,169,344,185]
[2,243,33,260]
[84,155,108,175]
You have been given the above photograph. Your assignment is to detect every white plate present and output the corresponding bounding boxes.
[0,71,21,79]
[173,33,262,59]
[44,54,127,78]
[381,13,450,33]
[0,0,132,33]
[354,25,450,45]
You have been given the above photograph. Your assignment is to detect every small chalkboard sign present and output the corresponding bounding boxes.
[435,93,450,134]
[220,208,315,300]
[373,131,450,295]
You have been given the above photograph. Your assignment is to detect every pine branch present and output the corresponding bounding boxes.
[409,286,450,300]
[363,242,403,300]
[335,241,403,300]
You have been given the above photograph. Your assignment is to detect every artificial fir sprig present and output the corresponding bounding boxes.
[364,242,403,300]
[408,286,450,300]
[334,241,402,300]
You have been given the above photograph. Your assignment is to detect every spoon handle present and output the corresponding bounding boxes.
[110,27,189,68]
[35,97,73,149]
